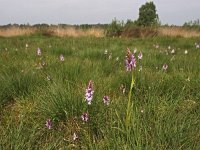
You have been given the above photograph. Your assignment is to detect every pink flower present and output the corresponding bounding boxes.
[85,80,94,105]
[81,113,89,122]
[45,119,52,129]
[125,48,136,71]
[103,96,110,105]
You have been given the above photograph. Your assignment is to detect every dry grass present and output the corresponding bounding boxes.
[47,27,105,37]
[158,27,200,38]
[0,26,104,37]
[0,27,36,37]
[1,26,200,38]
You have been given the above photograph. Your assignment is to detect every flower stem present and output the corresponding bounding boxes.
[125,71,135,132]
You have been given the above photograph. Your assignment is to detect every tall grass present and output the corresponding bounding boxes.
[158,26,200,38]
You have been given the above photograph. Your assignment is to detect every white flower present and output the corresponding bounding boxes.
[73,133,78,141]
[60,54,65,61]
[37,48,41,56]
[47,75,51,81]
[155,44,159,49]
[171,49,175,54]
[109,53,112,59]
[139,66,142,72]
[103,96,110,105]
[184,50,188,54]
[138,52,143,60]
[104,50,108,55]
[81,113,89,122]
[133,48,137,54]
[162,64,168,71]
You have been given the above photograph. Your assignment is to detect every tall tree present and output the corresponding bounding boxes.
[137,1,159,26]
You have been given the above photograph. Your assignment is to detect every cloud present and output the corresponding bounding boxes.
[0,0,200,25]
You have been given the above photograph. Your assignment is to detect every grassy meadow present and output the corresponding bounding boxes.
[0,34,200,149]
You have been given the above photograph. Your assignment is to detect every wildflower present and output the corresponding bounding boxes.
[184,50,188,54]
[138,52,143,60]
[85,80,94,105]
[165,50,169,55]
[171,49,175,54]
[103,96,110,105]
[45,119,52,129]
[133,48,137,54]
[168,46,171,50]
[26,43,28,48]
[37,48,41,56]
[104,49,108,55]
[155,44,159,49]
[120,84,126,94]
[139,66,142,72]
[186,77,190,82]
[196,44,199,49]
[60,54,65,61]
[170,55,175,61]
[73,133,78,141]
[47,75,51,81]
[116,57,119,61]
[109,53,112,59]
[125,48,136,71]
[81,113,89,122]
[162,64,168,71]
[42,61,46,66]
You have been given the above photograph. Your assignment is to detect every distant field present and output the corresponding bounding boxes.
[0,35,200,149]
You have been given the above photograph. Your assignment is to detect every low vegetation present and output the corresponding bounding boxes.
[0,34,200,149]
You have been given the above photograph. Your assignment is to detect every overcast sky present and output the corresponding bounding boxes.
[0,0,200,25]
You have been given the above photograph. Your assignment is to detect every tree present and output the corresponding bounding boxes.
[137,1,159,26]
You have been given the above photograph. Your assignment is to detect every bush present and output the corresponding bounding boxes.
[106,18,124,37]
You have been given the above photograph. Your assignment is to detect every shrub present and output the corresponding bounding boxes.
[106,18,124,37]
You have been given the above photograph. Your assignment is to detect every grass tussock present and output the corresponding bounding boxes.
[158,26,200,38]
